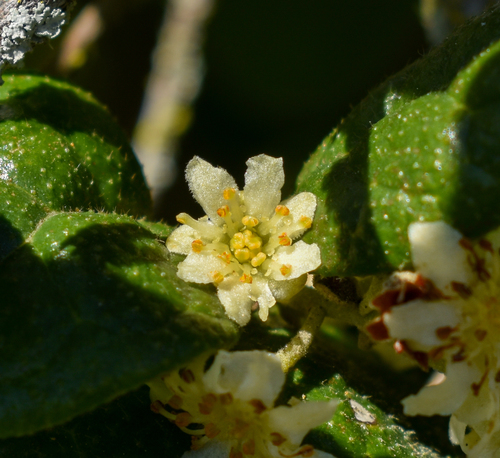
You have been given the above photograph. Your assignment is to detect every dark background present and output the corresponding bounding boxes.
[25,0,427,223]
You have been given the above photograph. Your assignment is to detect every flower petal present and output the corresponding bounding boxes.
[243,155,284,219]
[202,350,285,407]
[268,275,307,303]
[177,253,228,284]
[279,191,317,238]
[270,241,321,280]
[268,399,338,446]
[185,156,238,224]
[408,221,473,293]
[383,299,461,349]
[166,224,198,255]
[402,361,480,416]
[251,276,276,322]
[217,275,253,325]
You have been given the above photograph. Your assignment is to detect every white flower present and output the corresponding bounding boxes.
[149,350,338,458]
[167,155,321,326]
[366,221,500,457]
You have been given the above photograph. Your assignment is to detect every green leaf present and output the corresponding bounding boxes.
[0,74,152,217]
[0,180,49,261]
[0,212,238,439]
[297,4,500,276]
[0,386,191,458]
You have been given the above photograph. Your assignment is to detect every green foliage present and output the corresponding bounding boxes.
[297,5,500,276]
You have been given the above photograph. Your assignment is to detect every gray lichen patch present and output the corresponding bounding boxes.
[0,1,73,82]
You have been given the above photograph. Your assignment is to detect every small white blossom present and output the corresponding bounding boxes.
[367,221,500,457]
[149,350,338,458]
[167,155,321,326]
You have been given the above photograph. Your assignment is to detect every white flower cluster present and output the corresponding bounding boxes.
[368,221,500,457]
[167,155,321,326]
[149,350,338,458]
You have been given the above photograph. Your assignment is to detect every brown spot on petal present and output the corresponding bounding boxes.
[220,392,234,405]
[451,281,472,299]
[249,399,266,414]
[479,239,493,253]
[179,368,195,384]
[395,340,428,370]
[232,419,251,438]
[371,290,401,313]
[475,329,488,341]
[150,400,164,413]
[242,439,256,455]
[229,448,243,458]
[167,395,183,410]
[205,422,221,439]
[366,319,389,340]
[175,412,193,428]
[459,238,474,251]
[452,345,466,362]
[198,393,217,414]
[270,432,286,446]
[495,370,500,383]
[472,370,488,396]
[436,326,454,340]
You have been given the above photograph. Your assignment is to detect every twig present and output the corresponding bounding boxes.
[276,303,327,373]
[132,0,216,204]
[0,0,75,82]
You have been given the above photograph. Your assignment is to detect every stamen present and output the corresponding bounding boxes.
[230,233,246,251]
[251,252,266,267]
[211,271,225,285]
[223,188,236,200]
[192,239,204,253]
[175,212,224,240]
[232,419,251,438]
[299,216,312,228]
[248,399,266,414]
[240,274,253,284]
[167,395,183,410]
[245,233,263,251]
[276,205,290,216]
[242,215,259,228]
[217,205,230,218]
[278,233,292,246]
[235,248,251,263]
[280,264,292,276]
[229,448,243,458]
[217,252,232,264]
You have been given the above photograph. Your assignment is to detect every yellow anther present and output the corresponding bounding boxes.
[278,232,292,246]
[242,229,253,237]
[239,273,253,284]
[275,205,290,216]
[176,214,187,224]
[167,395,183,410]
[230,232,245,250]
[242,215,259,228]
[251,252,267,267]
[300,216,312,228]
[191,239,204,253]
[217,251,231,264]
[280,264,292,276]
[245,234,262,251]
[223,188,236,200]
[235,248,251,263]
[217,205,230,218]
[211,271,225,285]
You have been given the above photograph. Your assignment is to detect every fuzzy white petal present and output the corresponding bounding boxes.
[243,155,284,219]
[166,224,198,255]
[279,192,317,237]
[202,350,285,407]
[251,276,276,321]
[217,275,253,325]
[268,275,307,303]
[408,221,473,293]
[185,156,238,224]
[271,241,321,280]
[449,414,467,445]
[402,361,480,416]
[383,299,461,349]
[177,253,228,284]
[268,400,338,446]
